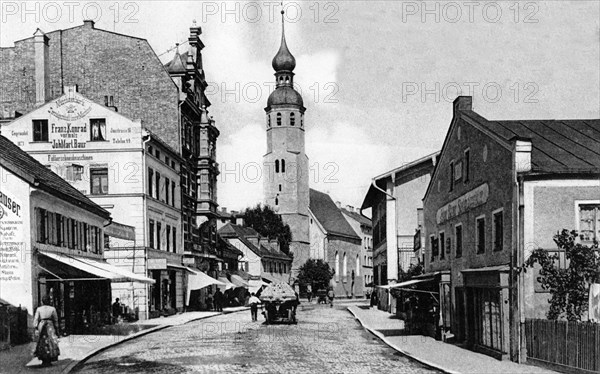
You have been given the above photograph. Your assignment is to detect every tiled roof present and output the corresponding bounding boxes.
[309,189,361,240]
[463,111,600,174]
[217,234,243,257]
[341,208,372,228]
[0,135,110,218]
[217,223,291,261]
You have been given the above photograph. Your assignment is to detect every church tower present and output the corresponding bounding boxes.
[264,11,310,276]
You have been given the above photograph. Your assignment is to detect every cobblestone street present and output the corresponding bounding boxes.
[74,304,440,373]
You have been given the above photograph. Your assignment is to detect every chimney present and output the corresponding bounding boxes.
[514,138,532,173]
[346,205,354,212]
[335,201,341,209]
[453,96,472,114]
[34,29,49,106]
[221,207,227,213]
[247,236,259,247]
[83,20,95,29]
[269,239,279,253]
[236,216,245,226]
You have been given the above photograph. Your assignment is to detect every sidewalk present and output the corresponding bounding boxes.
[347,305,558,374]
[0,306,248,374]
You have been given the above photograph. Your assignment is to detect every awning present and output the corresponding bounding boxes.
[39,251,154,284]
[185,268,225,305]
[248,279,268,294]
[230,274,249,288]
[217,276,236,291]
[388,278,434,289]
[167,263,189,271]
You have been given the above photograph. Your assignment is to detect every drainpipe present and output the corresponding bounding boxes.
[517,175,525,363]
[141,133,151,319]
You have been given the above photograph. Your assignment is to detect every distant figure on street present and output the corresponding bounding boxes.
[112,298,121,321]
[248,293,261,321]
[213,289,224,312]
[370,291,379,309]
[33,296,60,366]
[205,294,213,311]
[327,288,335,308]
[307,284,312,303]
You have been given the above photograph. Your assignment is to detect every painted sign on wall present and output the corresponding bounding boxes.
[0,188,25,284]
[436,183,489,224]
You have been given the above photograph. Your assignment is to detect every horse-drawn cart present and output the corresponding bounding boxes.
[260,282,299,324]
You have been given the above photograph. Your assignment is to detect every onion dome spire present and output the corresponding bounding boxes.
[271,9,296,72]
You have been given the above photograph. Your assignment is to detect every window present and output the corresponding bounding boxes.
[155,149,161,159]
[90,118,106,141]
[149,220,155,248]
[343,253,347,281]
[276,112,282,126]
[430,235,438,262]
[281,159,286,173]
[66,164,83,181]
[32,120,48,141]
[166,225,171,252]
[579,204,600,243]
[90,168,108,195]
[449,161,454,191]
[290,112,295,126]
[155,172,161,200]
[455,224,463,258]
[279,184,282,192]
[275,160,280,173]
[37,208,47,243]
[356,255,360,276]
[156,222,162,250]
[439,232,445,260]
[173,228,177,252]
[148,168,154,195]
[493,210,503,251]
[171,181,176,206]
[335,252,340,281]
[275,196,279,206]
[165,177,170,204]
[464,149,470,183]
[476,216,486,254]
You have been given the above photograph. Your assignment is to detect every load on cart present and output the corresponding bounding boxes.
[259,282,299,324]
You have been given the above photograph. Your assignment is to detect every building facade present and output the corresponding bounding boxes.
[422,96,600,361]
[263,15,310,277]
[1,87,185,319]
[0,135,153,333]
[341,205,373,296]
[0,21,220,283]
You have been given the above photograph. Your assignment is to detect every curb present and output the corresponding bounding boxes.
[62,307,249,374]
[347,307,461,374]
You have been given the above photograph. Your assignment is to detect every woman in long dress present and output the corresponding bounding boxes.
[32,296,60,366]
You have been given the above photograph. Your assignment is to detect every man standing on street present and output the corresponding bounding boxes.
[327,288,335,308]
[213,289,224,312]
[248,293,261,321]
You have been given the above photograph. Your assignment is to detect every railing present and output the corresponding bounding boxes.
[525,318,600,373]
[0,305,29,349]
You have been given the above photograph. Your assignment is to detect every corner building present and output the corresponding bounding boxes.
[263,15,310,275]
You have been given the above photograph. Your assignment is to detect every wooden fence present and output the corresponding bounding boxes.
[0,305,29,349]
[525,318,600,373]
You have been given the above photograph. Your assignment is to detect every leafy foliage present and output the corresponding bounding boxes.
[243,204,293,255]
[297,259,334,290]
[521,229,600,321]
[399,263,425,282]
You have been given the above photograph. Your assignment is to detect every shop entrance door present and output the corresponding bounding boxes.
[455,288,465,342]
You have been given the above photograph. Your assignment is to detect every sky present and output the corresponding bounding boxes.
[1,1,599,211]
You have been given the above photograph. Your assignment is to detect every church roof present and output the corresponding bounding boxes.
[309,189,361,240]
[341,208,372,228]
[0,135,110,219]
[267,86,304,107]
[271,12,296,72]
[165,49,187,74]
[217,223,292,261]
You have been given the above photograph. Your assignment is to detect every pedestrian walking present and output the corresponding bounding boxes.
[112,298,122,322]
[370,291,379,309]
[32,296,60,367]
[327,288,335,308]
[307,284,312,303]
[213,288,224,312]
[248,293,261,321]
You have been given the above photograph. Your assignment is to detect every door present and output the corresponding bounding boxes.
[455,288,465,342]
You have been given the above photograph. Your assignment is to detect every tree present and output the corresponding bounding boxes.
[297,259,334,290]
[399,263,425,282]
[243,204,293,255]
[521,229,600,321]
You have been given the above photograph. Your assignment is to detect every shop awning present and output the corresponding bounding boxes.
[217,277,236,291]
[389,278,434,289]
[248,279,268,294]
[39,251,155,284]
[230,274,249,288]
[185,268,225,305]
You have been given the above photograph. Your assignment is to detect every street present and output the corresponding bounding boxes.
[74,303,440,373]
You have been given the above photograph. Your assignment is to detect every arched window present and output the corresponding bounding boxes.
[343,253,347,280]
[275,160,280,173]
[356,255,360,276]
[267,115,271,128]
[276,112,282,126]
[281,159,286,173]
[275,196,279,205]
[290,112,295,126]
[335,252,339,281]
[300,115,303,127]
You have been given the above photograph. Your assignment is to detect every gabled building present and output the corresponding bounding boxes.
[0,135,153,332]
[0,20,220,283]
[341,205,374,295]
[218,223,292,290]
[421,96,600,361]
[309,189,363,298]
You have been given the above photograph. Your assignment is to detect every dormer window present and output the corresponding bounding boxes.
[32,119,48,142]
[277,113,282,126]
[290,112,295,126]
